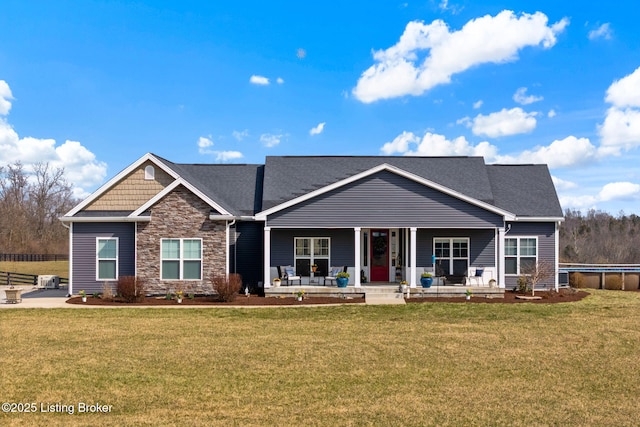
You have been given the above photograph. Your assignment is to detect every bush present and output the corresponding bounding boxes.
[211,273,242,302]
[101,282,114,301]
[605,274,622,290]
[569,272,585,288]
[116,276,146,303]
[517,275,530,293]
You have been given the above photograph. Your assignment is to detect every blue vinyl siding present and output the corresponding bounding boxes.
[72,222,135,293]
[267,171,503,228]
[271,229,354,267]
[232,221,264,287]
[504,221,556,288]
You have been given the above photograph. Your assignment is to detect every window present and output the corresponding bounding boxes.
[97,238,118,280]
[161,238,202,280]
[434,238,469,276]
[144,165,155,180]
[505,237,537,275]
[294,237,330,276]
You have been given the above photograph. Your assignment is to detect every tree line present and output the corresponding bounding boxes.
[0,162,78,254]
[560,209,640,263]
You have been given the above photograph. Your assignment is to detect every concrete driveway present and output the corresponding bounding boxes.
[0,285,72,308]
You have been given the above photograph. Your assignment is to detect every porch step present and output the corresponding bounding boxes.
[365,292,406,305]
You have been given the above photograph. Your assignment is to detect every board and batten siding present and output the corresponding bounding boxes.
[267,171,503,228]
[72,222,135,293]
[504,221,557,288]
[231,221,264,287]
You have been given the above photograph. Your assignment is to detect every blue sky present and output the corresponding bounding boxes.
[2,1,640,215]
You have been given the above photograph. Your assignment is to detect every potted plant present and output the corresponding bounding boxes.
[399,280,408,292]
[420,272,433,288]
[336,271,349,288]
[465,288,473,301]
[272,278,281,287]
[294,289,305,301]
[488,278,497,288]
[79,289,87,303]
[175,290,183,304]
[311,264,318,273]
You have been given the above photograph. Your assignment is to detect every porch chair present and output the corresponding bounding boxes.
[467,267,485,286]
[277,265,302,286]
[323,266,347,286]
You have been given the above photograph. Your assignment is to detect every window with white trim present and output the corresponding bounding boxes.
[505,237,537,275]
[161,238,202,280]
[97,238,118,280]
[294,237,330,276]
[434,238,469,276]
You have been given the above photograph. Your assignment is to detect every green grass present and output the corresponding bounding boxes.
[1,290,640,426]
[0,261,69,278]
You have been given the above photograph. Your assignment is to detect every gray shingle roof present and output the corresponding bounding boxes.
[153,154,562,218]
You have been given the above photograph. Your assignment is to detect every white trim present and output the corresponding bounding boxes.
[554,222,560,291]
[96,237,119,281]
[410,228,417,288]
[498,227,506,289]
[255,163,517,221]
[131,178,232,217]
[68,222,74,295]
[65,153,179,217]
[60,216,151,223]
[514,216,565,222]
[263,227,271,288]
[354,227,361,287]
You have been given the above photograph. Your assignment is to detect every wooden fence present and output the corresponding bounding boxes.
[559,263,640,291]
[0,253,69,262]
[1,271,69,287]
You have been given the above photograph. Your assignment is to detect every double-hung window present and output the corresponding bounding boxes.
[294,237,330,276]
[434,238,469,276]
[97,238,118,280]
[505,237,537,275]
[161,238,202,280]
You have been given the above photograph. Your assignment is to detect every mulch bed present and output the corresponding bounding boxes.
[66,295,366,306]
[406,288,590,304]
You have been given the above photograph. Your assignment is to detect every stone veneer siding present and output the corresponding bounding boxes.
[136,185,227,294]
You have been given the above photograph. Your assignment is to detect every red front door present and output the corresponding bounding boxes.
[370,229,389,282]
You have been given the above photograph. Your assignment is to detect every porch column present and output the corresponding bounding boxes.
[554,221,560,292]
[498,227,506,289]
[410,227,417,288]
[354,227,361,287]
[263,227,271,288]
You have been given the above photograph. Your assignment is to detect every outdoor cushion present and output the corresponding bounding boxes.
[284,267,295,278]
[329,267,341,277]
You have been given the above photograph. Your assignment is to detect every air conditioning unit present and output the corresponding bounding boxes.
[38,275,60,289]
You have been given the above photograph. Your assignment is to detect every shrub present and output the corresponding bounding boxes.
[605,274,622,290]
[569,272,585,288]
[116,276,146,303]
[516,275,530,294]
[211,273,242,302]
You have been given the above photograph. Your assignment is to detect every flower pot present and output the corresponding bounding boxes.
[466,295,471,301]
[336,277,348,288]
[297,296,303,301]
[81,296,87,303]
[420,277,433,288]
[177,298,183,304]
[272,280,281,287]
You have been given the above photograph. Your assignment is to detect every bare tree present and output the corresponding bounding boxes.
[520,259,556,296]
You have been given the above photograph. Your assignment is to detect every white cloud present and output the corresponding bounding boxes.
[232,130,249,141]
[560,181,640,211]
[0,80,13,115]
[605,67,640,108]
[197,136,214,154]
[249,75,270,85]
[260,133,284,148]
[461,107,537,138]
[353,10,568,103]
[473,100,483,109]
[599,67,640,155]
[276,77,284,84]
[548,109,556,118]
[588,23,613,41]
[381,130,498,159]
[551,176,577,191]
[498,136,597,169]
[513,87,543,105]
[309,122,325,136]
[214,151,243,162]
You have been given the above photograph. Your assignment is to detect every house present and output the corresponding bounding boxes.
[60,153,564,295]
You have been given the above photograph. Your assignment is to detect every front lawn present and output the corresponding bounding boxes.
[1,289,639,426]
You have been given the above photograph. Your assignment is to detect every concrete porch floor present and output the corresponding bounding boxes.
[265,283,504,299]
